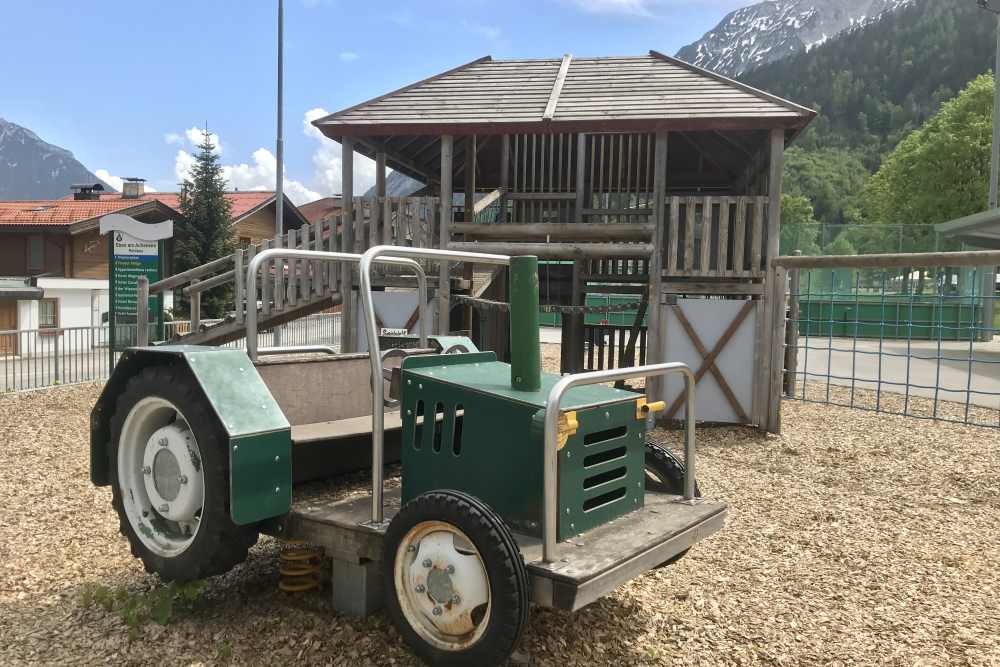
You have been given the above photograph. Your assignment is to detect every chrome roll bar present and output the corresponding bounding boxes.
[359,246,511,525]
[541,363,698,563]
[245,249,429,361]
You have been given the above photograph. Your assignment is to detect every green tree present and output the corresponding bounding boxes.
[174,128,234,318]
[865,73,994,236]
[780,194,822,255]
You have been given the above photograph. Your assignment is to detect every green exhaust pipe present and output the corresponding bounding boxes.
[509,255,541,391]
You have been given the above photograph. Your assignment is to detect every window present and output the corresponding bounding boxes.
[27,236,44,272]
[38,299,58,329]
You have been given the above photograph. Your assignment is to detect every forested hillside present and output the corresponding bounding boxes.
[734,0,996,250]
[743,0,995,165]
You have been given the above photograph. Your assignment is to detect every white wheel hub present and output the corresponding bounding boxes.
[141,424,204,523]
[394,521,491,651]
[118,396,206,557]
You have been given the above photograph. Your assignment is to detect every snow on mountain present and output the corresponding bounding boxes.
[676,0,914,77]
[0,118,111,200]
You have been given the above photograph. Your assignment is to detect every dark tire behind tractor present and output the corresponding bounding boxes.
[644,441,700,568]
[108,364,258,582]
[383,489,530,667]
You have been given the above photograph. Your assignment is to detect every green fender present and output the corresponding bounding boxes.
[91,345,291,525]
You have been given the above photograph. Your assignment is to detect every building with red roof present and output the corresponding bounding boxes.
[0,180,308,353]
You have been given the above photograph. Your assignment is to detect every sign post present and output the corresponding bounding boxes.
[99,214,173,368]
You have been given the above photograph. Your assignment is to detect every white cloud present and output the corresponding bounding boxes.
[184,127,222,154]
[171,127,321,205]
[303,107,378,196]
[165,109,378,206]
[94,169,158,193]
[164,132,183,145]
[339,51,359,62]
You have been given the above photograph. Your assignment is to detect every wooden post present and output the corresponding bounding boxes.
[499,135,510,223]
[341,137,355,351]
[766,265,787,433]
[758,128,785,430]
[234,248,245,324]
[560,132,588,372]
[439,135,453,335]
[462,136,477,332]
[647,131,668,401]
[190,279,201,332]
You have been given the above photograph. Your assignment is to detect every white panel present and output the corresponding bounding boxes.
[353,292,434,353]
[659,298,756,424]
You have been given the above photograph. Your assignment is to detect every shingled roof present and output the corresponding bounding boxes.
[313,51,815,138]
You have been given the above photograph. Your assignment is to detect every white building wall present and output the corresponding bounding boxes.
[14,278,111,355]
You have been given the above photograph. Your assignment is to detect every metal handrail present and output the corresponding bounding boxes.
[359,245,512,525]
[541,362,697,563]
[245,249,429,361]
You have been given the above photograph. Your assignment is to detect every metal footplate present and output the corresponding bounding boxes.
[520,490,726,611]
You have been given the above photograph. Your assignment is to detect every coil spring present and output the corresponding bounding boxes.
[278,540,322,593]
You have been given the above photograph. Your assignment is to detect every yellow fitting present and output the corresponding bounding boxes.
[278,540,323,593]
[557,411,578,451]
[636,397,667,420]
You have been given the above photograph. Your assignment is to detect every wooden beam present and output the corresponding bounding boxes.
[341,137,355,352]
[543,54,573,121]
[647,130,668,401]
[439,135,454,334]
[575,133,587,223]
[448,241,653,259]
[499,135,510,222]
[451,222,653,240]
[464,136,477,222]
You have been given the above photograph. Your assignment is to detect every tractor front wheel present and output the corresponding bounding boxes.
[109,364,257,581]
[383,490,529,666]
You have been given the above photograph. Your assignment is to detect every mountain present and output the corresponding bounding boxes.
[0,118,110,200]
[676,0,913,77]
[741,0,995,162]
[363,170,424,198]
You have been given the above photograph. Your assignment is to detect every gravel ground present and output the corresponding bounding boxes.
[1,347,999,666]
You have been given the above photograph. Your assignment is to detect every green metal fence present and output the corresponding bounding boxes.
[785,262,1000,429]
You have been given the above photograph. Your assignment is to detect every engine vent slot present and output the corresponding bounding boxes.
[583,487,627,512]
[584,425,627,447]
[583,446,627,468]
[583,466,627,490]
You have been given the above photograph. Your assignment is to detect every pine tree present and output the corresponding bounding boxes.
[173,128,234,318]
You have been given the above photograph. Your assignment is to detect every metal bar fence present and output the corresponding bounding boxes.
[782,261,999,429]
[0,313,342,393]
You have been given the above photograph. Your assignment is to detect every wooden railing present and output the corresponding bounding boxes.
[664,195,769,279]
[149,196,439,340]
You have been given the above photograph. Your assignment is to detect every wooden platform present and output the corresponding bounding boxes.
[292,412,402,445]
[279,485,725,611]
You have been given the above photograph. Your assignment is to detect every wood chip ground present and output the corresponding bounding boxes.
[1,345,998,665]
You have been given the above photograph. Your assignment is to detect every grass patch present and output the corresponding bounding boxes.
[78,580,204,639]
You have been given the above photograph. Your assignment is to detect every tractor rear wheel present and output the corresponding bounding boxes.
[108,364,257,581]
[645,441,700,568]
[383,490,529,667]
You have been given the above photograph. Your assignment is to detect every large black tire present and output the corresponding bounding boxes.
[383,490,529,667]
[645,441,700,497]
[645,442,700,568]
[108,364,258,582]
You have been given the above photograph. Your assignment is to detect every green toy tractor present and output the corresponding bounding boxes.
[90,246,725,666]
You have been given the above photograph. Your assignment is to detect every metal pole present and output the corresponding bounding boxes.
[244,248,430,361]
[359,246,511,525]
[508,255,541,391]
[275,0,285,236]
[137,276,149,347]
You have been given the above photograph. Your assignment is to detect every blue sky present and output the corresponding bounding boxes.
[2,0,747,201]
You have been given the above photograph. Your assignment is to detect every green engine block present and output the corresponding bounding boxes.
[399,351,648,541]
